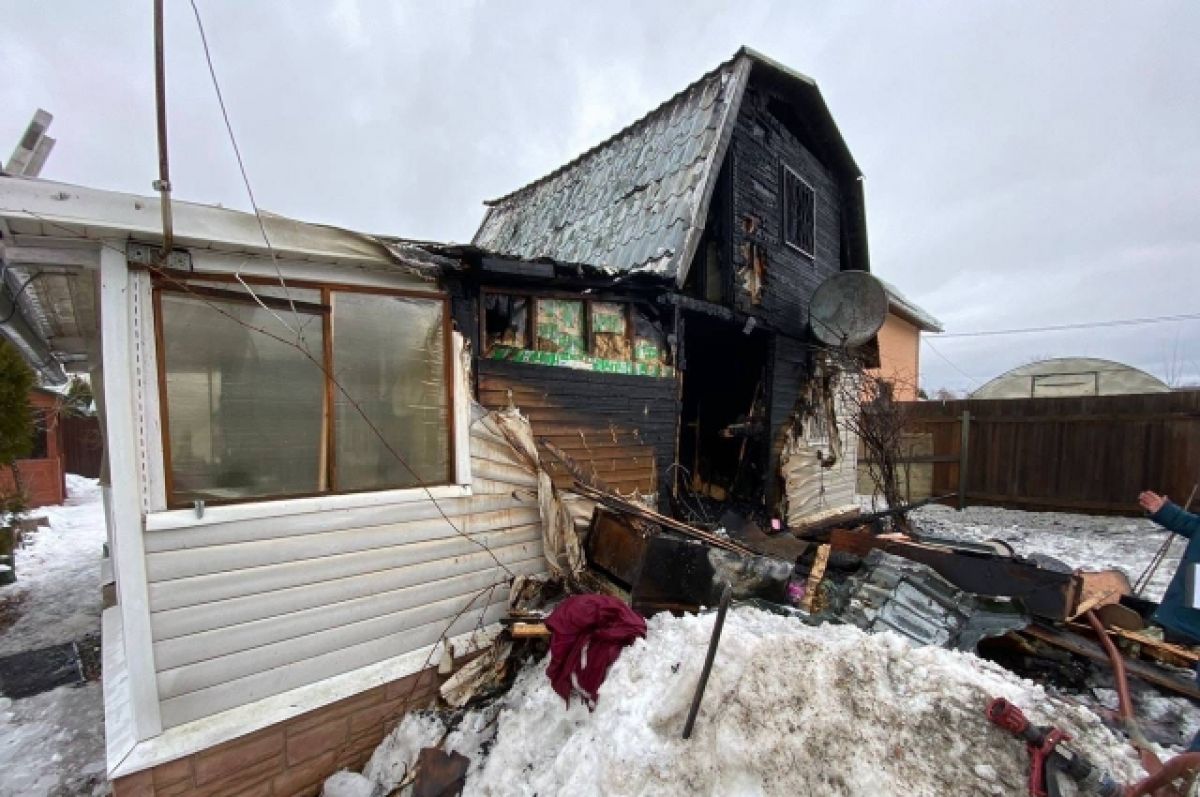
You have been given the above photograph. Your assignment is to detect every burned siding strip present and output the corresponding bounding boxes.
[477,360,677,501]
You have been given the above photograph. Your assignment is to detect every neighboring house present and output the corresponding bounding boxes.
[871,280,942,401]
[0,387,65,507]
[0,46,876,796]
[971,357,1171,399]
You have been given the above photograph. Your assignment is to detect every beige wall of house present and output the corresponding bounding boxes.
[870,312,922,401]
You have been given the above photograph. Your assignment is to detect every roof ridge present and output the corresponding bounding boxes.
[482,49,748,208]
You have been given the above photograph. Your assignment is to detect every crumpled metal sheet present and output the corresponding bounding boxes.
[833,549,1029,651]
[490,406,586,581]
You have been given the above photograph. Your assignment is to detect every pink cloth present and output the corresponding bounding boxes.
[545,595,646,705]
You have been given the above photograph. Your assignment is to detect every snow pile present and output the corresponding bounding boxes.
[912,503,1181,601]
[3,475,107,652]
[327,608,1147,797]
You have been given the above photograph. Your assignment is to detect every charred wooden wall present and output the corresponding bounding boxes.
[728,82,843,339]
[766,334,811,505]
[476,360,678,502]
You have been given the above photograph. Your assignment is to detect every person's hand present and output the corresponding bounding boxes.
[1139,491,1168,514]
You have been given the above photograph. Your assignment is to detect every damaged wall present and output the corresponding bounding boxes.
[477,360,677,503]
[780,364,859,528]
[728,81,843,339]
[142,408,548,729]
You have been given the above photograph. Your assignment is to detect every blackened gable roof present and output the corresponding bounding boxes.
[472,47,867,286]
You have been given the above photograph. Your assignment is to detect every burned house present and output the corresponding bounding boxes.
[0,46,883,796]
[440,46,873,527]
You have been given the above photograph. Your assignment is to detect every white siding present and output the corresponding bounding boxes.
[145,418,546,728]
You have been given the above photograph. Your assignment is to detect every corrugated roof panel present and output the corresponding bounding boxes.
[473,54,751,279]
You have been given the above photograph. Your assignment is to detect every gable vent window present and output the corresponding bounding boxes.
[782,165,816,258]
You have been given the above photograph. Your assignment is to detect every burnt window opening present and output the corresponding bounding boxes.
[591,302,631,361]
[782,165,815,258]
[482,291,674,375]
[535,299,586,357]
[484,294,530,354]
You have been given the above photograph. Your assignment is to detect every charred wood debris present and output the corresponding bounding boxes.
[398,440,1199,796]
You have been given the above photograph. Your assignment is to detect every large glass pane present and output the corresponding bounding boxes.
[333,293,448,491]
[161,292,325,503]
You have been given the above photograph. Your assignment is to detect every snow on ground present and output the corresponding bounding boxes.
[0,683,108,796]
[0,476,109,797]
[2,474,108,651]
[326,608,1148,797]
[910,503,1182,602]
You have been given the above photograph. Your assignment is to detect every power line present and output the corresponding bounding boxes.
[929,311,1200,339]
[187,0,309,348]
[921,337,978,388]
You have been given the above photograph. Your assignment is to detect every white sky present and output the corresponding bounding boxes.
[4,1,1198,393]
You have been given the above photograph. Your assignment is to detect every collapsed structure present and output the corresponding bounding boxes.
[4,45,1194,797]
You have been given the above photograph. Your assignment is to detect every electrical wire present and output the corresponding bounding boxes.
[187,0,309,349]
[0,272,44,325]
[929,312,1200,339]
[921,336,979,389]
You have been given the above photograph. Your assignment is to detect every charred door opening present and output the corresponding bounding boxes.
[676,313,771,508]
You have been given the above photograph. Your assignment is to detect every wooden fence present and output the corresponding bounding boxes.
[61,414,103,479]
[864,391,1200,516]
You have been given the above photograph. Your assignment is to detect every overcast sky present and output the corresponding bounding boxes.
[4,1,1198,393]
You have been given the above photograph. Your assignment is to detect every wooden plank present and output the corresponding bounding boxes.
[1022,623,1200,700]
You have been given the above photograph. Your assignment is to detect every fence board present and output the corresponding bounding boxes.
[879,392,1200,515]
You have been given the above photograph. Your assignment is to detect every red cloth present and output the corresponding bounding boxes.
[545,594,646,705]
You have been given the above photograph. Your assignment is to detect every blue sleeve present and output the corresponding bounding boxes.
[1151,502,1200,540]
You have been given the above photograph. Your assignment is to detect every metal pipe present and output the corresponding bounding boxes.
[682,582,732,740]
[153,0,174,254]
[1124,751,1200,797]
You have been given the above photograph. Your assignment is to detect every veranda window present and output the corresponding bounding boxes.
[156,281,451,507]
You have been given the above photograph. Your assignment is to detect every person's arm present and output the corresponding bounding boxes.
[1140,491,1200,539]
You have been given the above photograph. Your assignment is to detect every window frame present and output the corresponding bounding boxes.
[479,287,641,360]
[781,163,816,259]
[152,273,455,509]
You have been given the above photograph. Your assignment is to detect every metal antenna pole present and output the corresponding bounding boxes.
[154,0,174,254]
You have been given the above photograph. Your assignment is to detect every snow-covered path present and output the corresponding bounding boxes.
[2,474,108,652]
[1,476,109,797]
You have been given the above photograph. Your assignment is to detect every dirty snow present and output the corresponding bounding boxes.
[0,683,108,796]
[328,608,1148,797]
[2,474,107,651]
[0,476,109,797]
[910,503,1182,602]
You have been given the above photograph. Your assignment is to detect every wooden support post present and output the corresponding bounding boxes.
[958,410,971,511]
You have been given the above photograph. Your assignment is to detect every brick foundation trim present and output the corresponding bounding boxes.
[112,666,442,797]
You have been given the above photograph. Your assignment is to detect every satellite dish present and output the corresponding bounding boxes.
[808,271,888,348]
